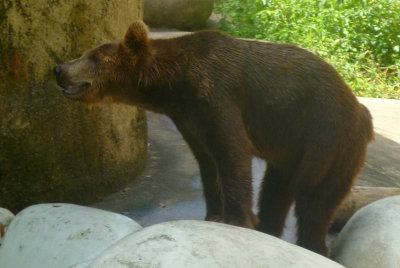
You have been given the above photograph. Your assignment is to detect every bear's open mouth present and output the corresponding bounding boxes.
[61,82,91,97]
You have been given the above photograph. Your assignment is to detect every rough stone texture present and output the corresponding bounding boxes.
[144,0,214,30]
[87,220,343,268]
[0,204,142,268]
[0,0,147,212]
[332,195,400,268]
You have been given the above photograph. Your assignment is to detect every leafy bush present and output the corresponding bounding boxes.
[215,0,400,99]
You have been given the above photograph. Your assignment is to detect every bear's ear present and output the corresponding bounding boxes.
[123,21,149,52]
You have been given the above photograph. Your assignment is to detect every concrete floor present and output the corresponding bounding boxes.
[92,97,400,246]
[92,113,206,226]
[358,98,400,187]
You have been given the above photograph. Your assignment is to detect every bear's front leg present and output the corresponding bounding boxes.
[174,123,223,220]
[213,150,254,229]
[172,109,255,229]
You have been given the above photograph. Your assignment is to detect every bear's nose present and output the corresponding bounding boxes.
[53,65,63,76]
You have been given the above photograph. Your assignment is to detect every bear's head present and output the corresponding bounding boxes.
[54,21,150,104]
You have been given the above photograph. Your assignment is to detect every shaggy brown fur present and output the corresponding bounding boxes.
[54,21,373,255]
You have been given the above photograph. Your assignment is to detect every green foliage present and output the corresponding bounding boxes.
[215,0,400,99]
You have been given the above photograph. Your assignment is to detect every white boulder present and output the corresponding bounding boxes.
[0,203,142,268]
[87,220,343,268]
[332,195,400,267]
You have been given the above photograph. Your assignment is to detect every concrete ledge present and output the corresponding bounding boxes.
[359,97,400,143]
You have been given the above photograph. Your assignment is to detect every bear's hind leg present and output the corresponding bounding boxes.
[257,165,295,237]
[294,145,368,256]
[295,183,348,256]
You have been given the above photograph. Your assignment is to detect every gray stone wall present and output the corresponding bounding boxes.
[0,0,147,212]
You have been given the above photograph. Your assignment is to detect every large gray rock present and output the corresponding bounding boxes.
[87,220,343,268]
[144,0,214,30]
[332,195,400,267]
[0,204,142,268]
[0,0,147,212]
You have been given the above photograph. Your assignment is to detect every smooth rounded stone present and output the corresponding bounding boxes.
[0,203,142,268]
[332,195,400,267]
[87,220,343,268]
[144,0,214,30]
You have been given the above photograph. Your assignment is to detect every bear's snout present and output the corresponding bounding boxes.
[53,65,63,77]
[53,63,92,98]
[53,64,67,87]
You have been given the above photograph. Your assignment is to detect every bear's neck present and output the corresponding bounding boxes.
[127,40,188,114]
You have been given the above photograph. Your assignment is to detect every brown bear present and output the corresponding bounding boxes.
[54,21,373,255]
